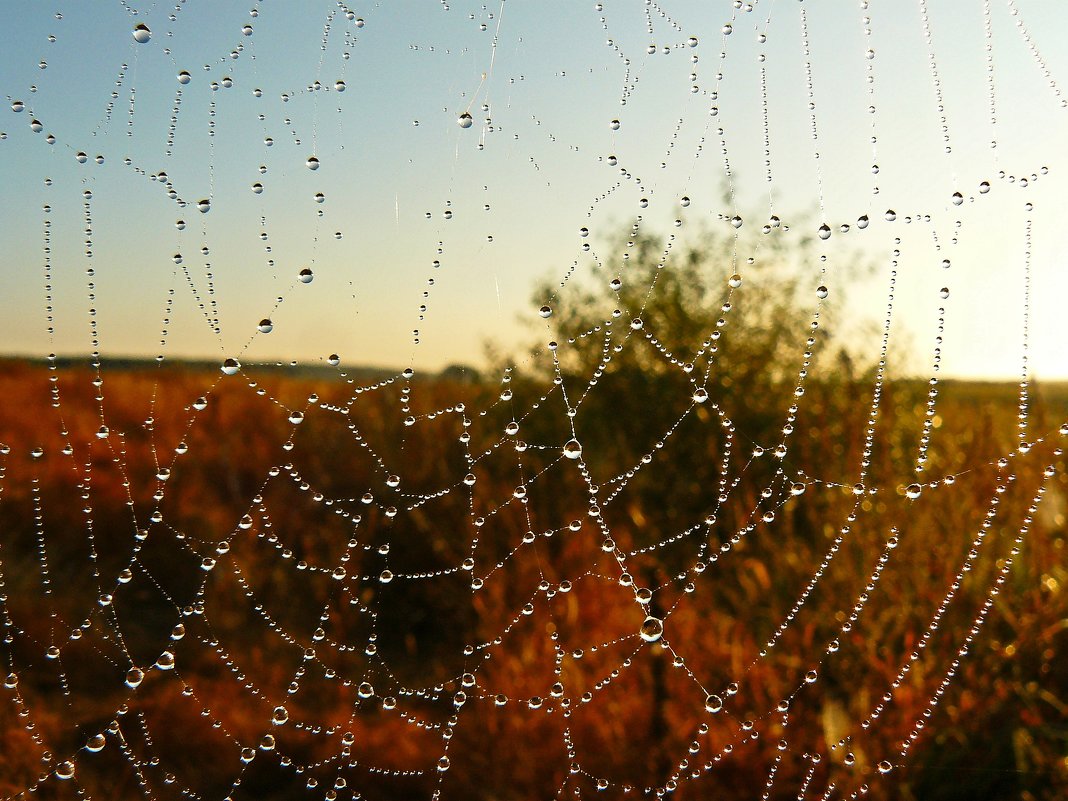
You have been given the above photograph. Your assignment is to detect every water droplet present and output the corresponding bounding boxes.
[76,151,88,163]
[857,215,869,229]
[609,119,620,130]
[288,411,304,425]
[55,761,75,780]
[951,191,964,206]
[639,616,664,642]
[30,119,42,133]
[817,224,831,240]
[885,209,897,221]
[379,569,394,584]
[298,268,314,283]
[251,182,263,194]
[563,439,582,460]
[722,23,733,35]
[816,285,829,299]
[272,706,289,725]
[939,287,950,299]
[306,156,320,170]
[221,358,240,376]
[688,36,698,48]
[630,318,643,330]
[11,100,25,113]
[242,24,253,36]
[125,667,144,688]
[730,215,743,229]
[538,305,552,319]
[704,694,723,713]
[877,760,893,774]
[257,319,273,333]
[197,199,211,213]
[86,733,106,753]
[335,80,346,92]
[979,181,990,194]
[458,112,473,128]
[905,483,922,500]
[178,70,191,84]
[437,756,451,772]
[156,651,175,670]
[327,353,340,366]
[692,388,709,403]
[132,23,151,44]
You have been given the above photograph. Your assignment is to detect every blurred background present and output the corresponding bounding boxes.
[1,2,1067,799]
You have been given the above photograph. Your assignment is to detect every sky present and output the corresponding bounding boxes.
[2,0,1068,380]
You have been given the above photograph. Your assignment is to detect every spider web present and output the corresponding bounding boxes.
[1,1,1067,800]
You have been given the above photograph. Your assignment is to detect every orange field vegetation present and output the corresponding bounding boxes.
[0,357,1065,800]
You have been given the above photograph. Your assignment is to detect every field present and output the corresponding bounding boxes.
[0,356,1065,800]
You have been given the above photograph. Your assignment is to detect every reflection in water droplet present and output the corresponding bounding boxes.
[639,616,664,642]
[178,70,191,84]
[306,156,320,170]
[132,23,151,44]
[221,358,240,376]
[905,483,922,499]
[458,112,473,128]
[298,268,314,284]
[818,223,831,240]
[563,439,582,460]
[816,285,829,299]
[704,694,723,713]
[125,667,144,688]
[257,319,273,333]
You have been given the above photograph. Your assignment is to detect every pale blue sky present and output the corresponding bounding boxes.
[3,1,1068,379]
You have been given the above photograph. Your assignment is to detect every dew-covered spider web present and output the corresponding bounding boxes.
[1,1,1068,800]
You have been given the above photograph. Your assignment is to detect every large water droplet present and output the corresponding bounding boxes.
[639,616,664,642]
[905,483,922,499]
[257,319,273,333]
[178,70,191,84]
[221,358,240,376]
[125,667,144,688]
[298,268,314,284]
[306,155,320,170]
[562,438,582,460]
[704,694,723,713]
[458,112,473,128]
[132,23,151,44]
[817,223,831,240]
[86,733,107,753]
